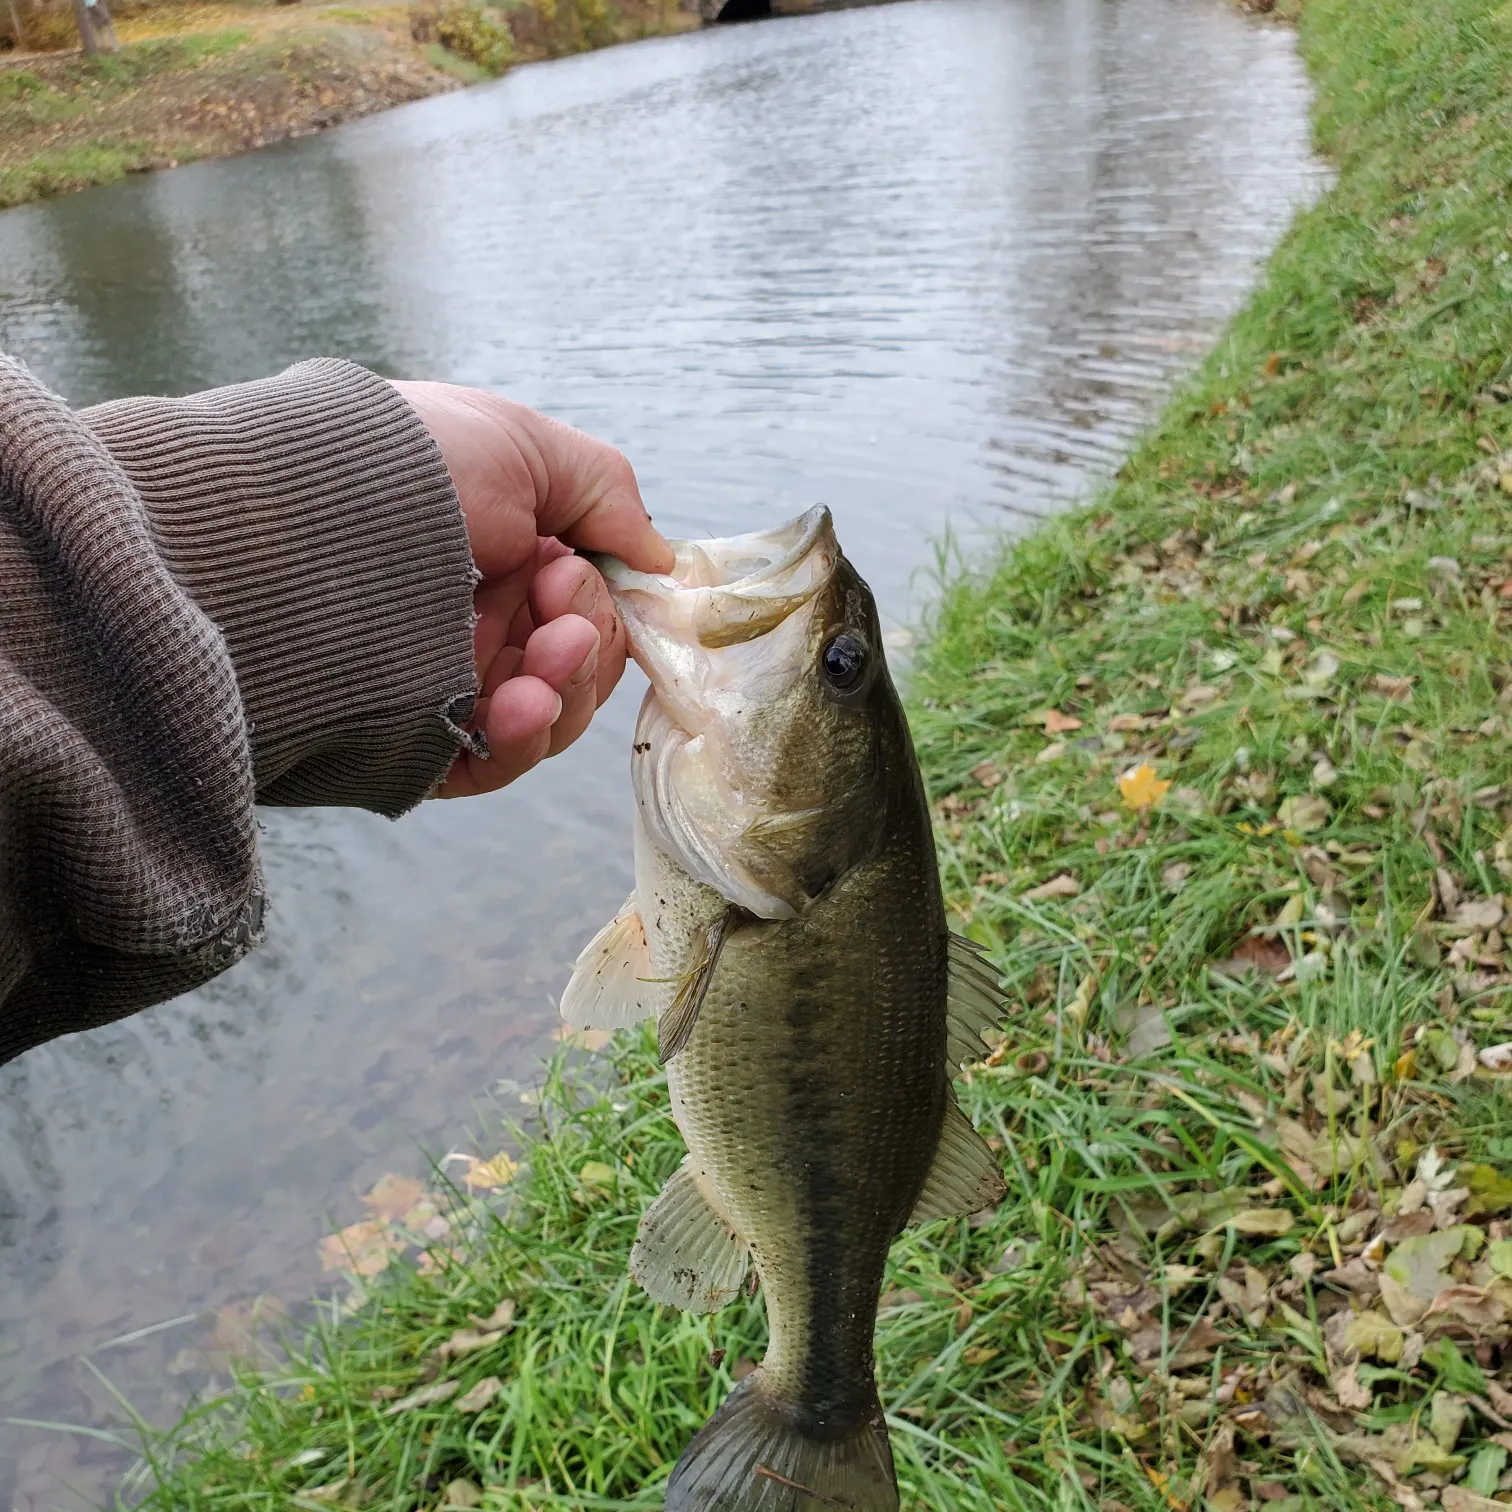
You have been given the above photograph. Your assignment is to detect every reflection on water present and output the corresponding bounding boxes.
[0,0,1322,1501]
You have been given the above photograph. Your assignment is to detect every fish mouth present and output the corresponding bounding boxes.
[592,505,839,725]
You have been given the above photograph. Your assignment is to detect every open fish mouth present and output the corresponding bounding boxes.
[592,505,840,730]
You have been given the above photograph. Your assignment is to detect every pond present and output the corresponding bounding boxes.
[0,0,1323,1501]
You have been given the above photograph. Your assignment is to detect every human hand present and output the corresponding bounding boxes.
[391,381,672,797]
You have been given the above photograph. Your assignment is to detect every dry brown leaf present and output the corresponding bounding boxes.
[1034,708,1083,733]
[470,1297,516,1331]
[362,1174,426,1225]
[1023,873,1080,902]
[437,1327,505,1360]
[1331,1361,1372,1410]
[1479,1042,1512,1071]
[1452,895,1506,931]
[454,1376,502,1413]
[1441,1489,1504,1512]
[1222,1208,1295,1236]
[318,1219,401,1280]
[383,1379,460,1415]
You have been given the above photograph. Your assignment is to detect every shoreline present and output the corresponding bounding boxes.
[0,0,703,211]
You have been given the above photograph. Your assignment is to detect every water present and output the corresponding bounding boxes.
[0,0,1322,1502]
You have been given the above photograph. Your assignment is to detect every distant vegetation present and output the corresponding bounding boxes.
[0,0,696,208]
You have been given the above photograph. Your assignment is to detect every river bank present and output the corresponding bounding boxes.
[0,0,699,210]
[83,0,1512,1507]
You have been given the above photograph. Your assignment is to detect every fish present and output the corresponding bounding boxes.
[560,506,1006,1512]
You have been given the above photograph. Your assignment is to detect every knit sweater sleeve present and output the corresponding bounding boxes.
[0,355,478,1065]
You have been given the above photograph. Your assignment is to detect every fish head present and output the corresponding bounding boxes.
[597,506,902,921]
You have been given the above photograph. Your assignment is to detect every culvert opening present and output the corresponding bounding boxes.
[715,0,773,21]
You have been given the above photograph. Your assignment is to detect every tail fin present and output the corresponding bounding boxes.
[665,1372,898,1512]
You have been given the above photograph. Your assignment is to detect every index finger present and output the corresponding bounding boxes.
[499,403,674,575]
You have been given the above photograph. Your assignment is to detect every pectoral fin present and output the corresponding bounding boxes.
[560,895,666,1031]
[630,1157,750,1314]
[946,932,1006,1071]
[657,907,738,1063]
[909,1097,1006,1224]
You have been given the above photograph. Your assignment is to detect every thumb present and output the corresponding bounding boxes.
[504,407,674,574]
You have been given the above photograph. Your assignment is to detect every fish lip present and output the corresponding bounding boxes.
[589,504,835,605]
[589,505,838,716]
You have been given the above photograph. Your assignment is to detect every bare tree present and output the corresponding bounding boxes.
[71,0,118,53]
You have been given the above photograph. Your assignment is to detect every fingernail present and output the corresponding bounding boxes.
[549,690,565,725]
[570,573,603,617]
[567,642,599,692]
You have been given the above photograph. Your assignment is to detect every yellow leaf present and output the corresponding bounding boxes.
[1118,763,1170,811]
[961,1345,1000,1366]
[449,1152,520,1192]
[579,1161,616,1188]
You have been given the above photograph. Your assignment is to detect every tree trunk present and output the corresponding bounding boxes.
[71,0,118,53]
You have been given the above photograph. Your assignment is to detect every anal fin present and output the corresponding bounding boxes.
[946,932,1006,1071]
[630,1157,749,1314]
[909,1096,1006,1224]
[560,894,666,1032]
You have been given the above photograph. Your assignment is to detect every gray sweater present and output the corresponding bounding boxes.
[0,354,478,1065]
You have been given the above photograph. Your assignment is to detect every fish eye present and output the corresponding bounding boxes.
[821,632,868,695]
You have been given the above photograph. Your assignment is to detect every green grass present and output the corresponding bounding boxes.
[99,0,1512,1507]
[0,141,161,206]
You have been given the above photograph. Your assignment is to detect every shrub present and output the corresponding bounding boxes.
[410,0,513,74]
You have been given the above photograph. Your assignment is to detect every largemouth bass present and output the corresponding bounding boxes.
[561,506,1005,1512]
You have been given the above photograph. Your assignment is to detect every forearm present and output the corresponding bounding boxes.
[0,356,477,1064]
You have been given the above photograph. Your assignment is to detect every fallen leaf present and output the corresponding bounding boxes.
[1479,1042,1512,1072]
[437,1327,505,1360]
[1344,1311,1405,1362]
[578,1160,617,1188]
[1381,1227,1483,1322]
[384,1379,460,1415]
[1023,873,1080,901]
[1035,740,1067,764]
[1118,763,1170,811]
[1331,1361,1372,1410]
[441,1480,482,1508]
[1034,708,1083,733]
[1218,934,1292,977]
[1441,1489,1505,1512]
[1278,794,1330,833]
[961,1345,1000,1365]
[318,1219,402,1280]
[470,1297,517,1331]
[1372,674,1415,701]
[1222,1208,1295,1236]
[454,1376,501,1413]
[362,1174,426,1225]
[448,1152,520,1192]
[552,1025,615,1052]
[1431,1391,1469,1452]
[1453,896,1506,931]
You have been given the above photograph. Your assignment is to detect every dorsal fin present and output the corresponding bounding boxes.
[946,932,1005,1071]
